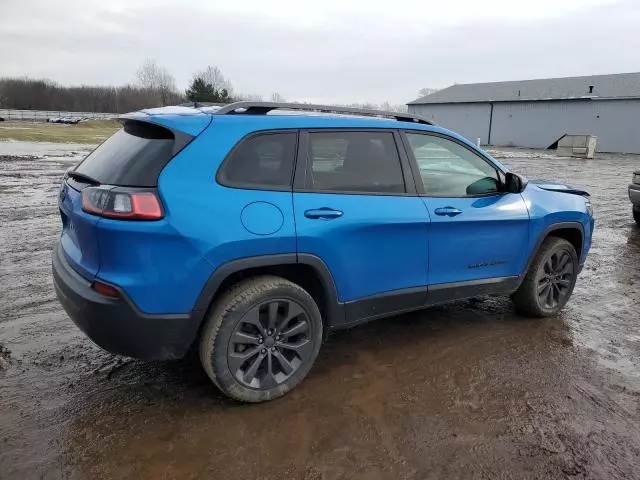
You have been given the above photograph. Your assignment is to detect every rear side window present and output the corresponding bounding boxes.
[218,132,297,189]
[306,131,405,194]
[75,121,185,187]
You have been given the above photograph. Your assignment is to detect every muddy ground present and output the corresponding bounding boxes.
[1,145,639,479]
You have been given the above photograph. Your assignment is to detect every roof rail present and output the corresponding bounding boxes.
[214,101,433,125]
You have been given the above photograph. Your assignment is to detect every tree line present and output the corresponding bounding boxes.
[0,59,411,113]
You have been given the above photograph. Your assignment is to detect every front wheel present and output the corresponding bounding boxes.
[633,206,640,226]
[512,237,578,317]
[199,276,323,403]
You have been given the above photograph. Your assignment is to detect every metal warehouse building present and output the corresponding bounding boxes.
[407,72,640,154]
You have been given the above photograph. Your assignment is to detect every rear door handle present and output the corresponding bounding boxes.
[304,208,344,219]
[434,206,462,217]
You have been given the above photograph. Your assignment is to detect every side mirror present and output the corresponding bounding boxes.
[504,172,527,193]
[467,176,500,195]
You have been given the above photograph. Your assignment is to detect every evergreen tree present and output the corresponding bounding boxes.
[185,78,217,102]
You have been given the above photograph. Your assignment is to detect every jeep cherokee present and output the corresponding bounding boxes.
[52,102,594,402]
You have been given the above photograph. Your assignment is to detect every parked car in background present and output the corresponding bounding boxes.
[52,102,594,403]
[630,170,640,225]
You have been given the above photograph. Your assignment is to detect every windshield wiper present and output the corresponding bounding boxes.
[67,170,100,185]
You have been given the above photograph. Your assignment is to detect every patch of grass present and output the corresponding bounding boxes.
[0,120,120,144]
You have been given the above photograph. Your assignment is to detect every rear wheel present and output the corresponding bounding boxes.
[199,276,323,403]
[633,206,640,226]
[512,237,578,317]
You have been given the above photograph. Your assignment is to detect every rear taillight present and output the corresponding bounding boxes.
[82,187,163,220]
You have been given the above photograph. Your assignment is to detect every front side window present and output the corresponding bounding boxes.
[219,132,297,188]
[405,133,501,196]
[307,131,405,194]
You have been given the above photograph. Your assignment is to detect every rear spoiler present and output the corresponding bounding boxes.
[120,108,212,137]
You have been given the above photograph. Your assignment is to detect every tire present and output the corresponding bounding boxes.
[633,206,640,226]
[199,275,323,403]
[512,237,578,317]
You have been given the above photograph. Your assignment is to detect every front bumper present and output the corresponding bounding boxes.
[52,242,199,360]
[629,183,640,207]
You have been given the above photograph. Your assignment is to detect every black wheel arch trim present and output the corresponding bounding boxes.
[191,253,345,328]
[519,221,585,287]
[297,253,345,325]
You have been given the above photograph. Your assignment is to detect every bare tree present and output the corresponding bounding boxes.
[194,65,232,95]
[0,76,184,112]
[418,87,439,97]
[135,59,178,106]
[136,59,161,89]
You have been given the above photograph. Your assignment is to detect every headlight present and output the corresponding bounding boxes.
[585,199,593,217]
[633,173,640,185]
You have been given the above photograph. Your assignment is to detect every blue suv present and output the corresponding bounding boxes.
[52,102,594,402]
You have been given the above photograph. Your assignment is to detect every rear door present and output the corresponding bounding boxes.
[402,131,530,287]
[293,129,430,323]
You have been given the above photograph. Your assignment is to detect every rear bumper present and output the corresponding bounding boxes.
[629,184,640,207]
[52,242,200,360]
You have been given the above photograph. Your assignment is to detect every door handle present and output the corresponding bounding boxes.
[434,206,462,217]
[304,208,344,219]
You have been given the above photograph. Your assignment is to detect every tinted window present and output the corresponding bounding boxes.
[406,133,501,196]
[220,132,297,188]
[307,131,405,194]
[75,121,180,187]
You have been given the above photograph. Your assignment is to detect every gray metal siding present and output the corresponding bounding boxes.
[490,100,640,153]
[410,99,640,154]
[408,103,492,144]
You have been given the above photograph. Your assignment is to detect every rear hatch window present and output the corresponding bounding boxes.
[74,120,190,187]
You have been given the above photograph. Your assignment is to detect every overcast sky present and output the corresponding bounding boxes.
[2,0,640,104]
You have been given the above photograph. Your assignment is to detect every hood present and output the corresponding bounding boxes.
[529,179,590,197]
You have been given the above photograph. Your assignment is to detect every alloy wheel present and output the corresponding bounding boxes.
[227,299,314,389]
[537,250,574,309]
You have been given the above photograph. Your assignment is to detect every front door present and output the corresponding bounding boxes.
[402,131,530,289]
[293,130,430,323]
